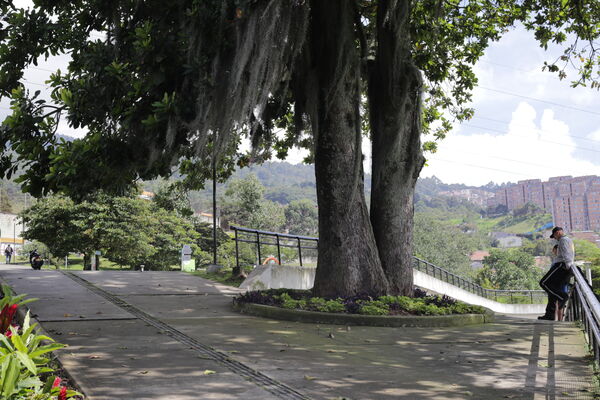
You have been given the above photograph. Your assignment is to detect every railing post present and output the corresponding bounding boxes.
[234,228,240,272]
[276,234,282,265]
[256,231,261,266]
[297,238,303,267]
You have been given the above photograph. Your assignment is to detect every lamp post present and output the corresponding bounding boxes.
[212,159,217,266]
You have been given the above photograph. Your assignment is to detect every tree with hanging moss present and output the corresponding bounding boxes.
[1,0,599,296]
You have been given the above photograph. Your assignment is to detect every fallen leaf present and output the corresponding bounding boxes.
[304,375,316,381]
[203,370,216,375]
[63,313,73,317]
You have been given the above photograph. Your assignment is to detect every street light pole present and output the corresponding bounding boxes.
[212,158,217,266]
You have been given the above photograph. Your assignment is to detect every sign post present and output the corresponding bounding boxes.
[181,245,195,272]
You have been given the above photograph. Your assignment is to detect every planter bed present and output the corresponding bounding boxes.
[233,288,494,327]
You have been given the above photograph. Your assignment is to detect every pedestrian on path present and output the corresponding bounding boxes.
[4,245,13,264]
[538,227,575,321]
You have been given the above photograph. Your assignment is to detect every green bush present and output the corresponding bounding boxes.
[308,298,345,313]
[358,301,389,315]
[0,312,80,399]
[236,289,488,316]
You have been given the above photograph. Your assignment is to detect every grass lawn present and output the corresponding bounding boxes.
[189,267,250,287]
[12,255,128,270]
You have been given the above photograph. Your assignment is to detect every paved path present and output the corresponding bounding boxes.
[0,265,597,400]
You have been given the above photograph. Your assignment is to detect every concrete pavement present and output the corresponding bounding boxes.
[0,264,597,400]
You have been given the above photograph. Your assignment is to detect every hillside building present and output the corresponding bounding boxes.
[489,175,600,232]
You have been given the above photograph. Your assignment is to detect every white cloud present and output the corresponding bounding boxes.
[421,102,600,185]
[588,129,600,141]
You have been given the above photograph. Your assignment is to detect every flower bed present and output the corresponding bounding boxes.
[0,284,82,400]
[234,288,486,316]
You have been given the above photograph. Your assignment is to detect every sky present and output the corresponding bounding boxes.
[419,27,600,186]
[1,8,599,187]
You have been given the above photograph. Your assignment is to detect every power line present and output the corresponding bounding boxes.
[478,60,541,74]
[20,79,50,88]
[443,149,591,176]
[472,115,600,143]
[27,66,56,73]
[426,157,533,177]
[478,86,600,116]
[461,123,600,154]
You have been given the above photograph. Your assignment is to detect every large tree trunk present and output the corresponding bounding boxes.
[308,0,389,298]
[369,0,425,295]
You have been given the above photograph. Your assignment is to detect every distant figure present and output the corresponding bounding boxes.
[538,227,575,321]
[29,250,43,270]
[4,245,13,264]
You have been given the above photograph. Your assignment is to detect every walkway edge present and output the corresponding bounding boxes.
[232,302,495,327]
[4,283,88,399]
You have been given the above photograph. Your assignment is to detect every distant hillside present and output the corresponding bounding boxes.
[145,161,504,212]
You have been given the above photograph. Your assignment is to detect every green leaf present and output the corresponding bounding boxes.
[10,329,27,353]
[0,334,14,351]
[15,350,37,374]
[29,343,64,359]
[16,375,42,389]
[1,356,19,397]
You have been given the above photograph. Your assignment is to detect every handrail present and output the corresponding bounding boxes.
[231,226,320,241]
[231,226,544,304]
[412,256,546,303]
[566,266,600,366]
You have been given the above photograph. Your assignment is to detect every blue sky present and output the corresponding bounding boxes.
[420,26,600,186]
[1,8,598,187]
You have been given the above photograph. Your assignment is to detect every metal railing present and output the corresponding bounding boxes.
[232,226,318,269]
[413,257,546,304]
[566,266,600,366]
[231,226,545,304]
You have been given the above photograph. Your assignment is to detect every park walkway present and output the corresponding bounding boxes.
[0,264,597,400]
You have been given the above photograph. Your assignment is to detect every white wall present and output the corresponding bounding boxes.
[239,264,546,315]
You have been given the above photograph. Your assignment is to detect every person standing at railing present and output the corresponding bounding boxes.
[538,227,575,321]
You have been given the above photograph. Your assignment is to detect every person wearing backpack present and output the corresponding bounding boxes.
[538,227,574,321]
[4,245,13,264]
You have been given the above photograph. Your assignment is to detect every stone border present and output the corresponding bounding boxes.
[232,302,494,327]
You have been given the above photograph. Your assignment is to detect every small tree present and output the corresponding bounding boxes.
[20,194,203,270]
[476,249,541,290]
[285,199,318,236]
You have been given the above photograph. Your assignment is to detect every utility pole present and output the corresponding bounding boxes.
[212,159,217,266]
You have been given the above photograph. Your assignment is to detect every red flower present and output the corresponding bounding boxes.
[58,386,67,400]
[0,304,18,334]
[52,377,62,388]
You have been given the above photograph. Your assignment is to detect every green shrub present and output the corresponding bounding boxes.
[317,299,346,313]
[358,301,389,315]
[0,312,80,399]
[412,303,445,315]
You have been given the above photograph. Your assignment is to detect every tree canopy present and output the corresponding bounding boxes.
[475,248,542,290]
[20,193,203,270]
[1,0,598,296]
